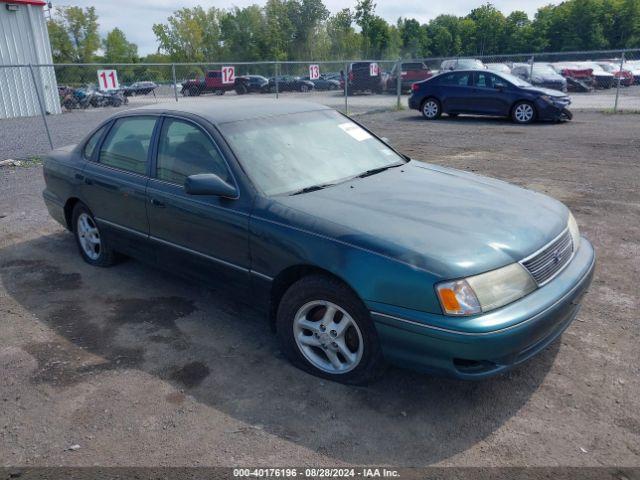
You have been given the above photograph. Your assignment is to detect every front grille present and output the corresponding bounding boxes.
[522,229,574,285]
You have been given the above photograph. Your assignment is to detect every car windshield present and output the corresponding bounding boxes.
[496,72,532,87]
[402,63,426,70]
[583,63,605,72]
[220,110,405,196]
[532,65,557,75]
[457,59,484,69]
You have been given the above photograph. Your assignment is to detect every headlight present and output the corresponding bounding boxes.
[436,263,537,316]
[568,211,580,251]
[540,94,554,104]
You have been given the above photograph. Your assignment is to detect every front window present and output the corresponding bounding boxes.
[156,118,231,185]
[220,110,406,196]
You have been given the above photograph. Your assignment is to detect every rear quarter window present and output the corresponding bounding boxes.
[83,125,108,160]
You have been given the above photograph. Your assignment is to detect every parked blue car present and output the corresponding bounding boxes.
[409,69,572,123]
[42,100,594,384]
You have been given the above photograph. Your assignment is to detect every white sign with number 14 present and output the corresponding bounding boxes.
[97,69,119,90]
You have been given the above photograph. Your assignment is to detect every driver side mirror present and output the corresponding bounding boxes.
[184,173,237,198]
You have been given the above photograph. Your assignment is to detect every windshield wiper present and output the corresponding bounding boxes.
[289,183,335,196]
[357,163,403,178]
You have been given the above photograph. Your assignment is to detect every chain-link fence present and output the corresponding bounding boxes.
[1,49,639,160]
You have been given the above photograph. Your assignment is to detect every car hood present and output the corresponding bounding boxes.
[522,86,567,97]
[270,161,569,280]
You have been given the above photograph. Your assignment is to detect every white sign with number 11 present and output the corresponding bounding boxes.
[97,69,119,90]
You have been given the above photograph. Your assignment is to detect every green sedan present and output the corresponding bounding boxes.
[42,99,595,384]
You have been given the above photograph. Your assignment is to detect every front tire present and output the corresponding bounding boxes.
[276,275,384,385]
[421,97,441,120]
[511,101,536,124]
[72,203,119,267]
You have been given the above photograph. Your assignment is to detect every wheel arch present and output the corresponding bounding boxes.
[63,197,82,231]
[268,264,362,328]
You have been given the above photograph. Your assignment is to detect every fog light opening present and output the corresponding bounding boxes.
[453,358,497,374]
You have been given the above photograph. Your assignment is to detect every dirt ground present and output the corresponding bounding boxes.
[0,111,638,468]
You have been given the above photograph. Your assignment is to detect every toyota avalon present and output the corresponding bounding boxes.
[42,99,594,384]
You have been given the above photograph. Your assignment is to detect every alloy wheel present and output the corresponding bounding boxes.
[77,213,101,260]
[514,103,534,123]
[422,99,439,119]
[293,300,364,374]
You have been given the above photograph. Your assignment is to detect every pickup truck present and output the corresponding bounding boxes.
[386,62,433,92]
[181,70,251,96]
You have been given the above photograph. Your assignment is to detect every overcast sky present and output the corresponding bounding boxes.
[53,0,562,55]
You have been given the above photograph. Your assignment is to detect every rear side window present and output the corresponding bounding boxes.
[83,125,107,160]
[156,118,231,185]
[99,116,156,175]
[438,72,471,86]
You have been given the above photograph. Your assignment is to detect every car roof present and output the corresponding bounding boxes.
[120,98,332,125]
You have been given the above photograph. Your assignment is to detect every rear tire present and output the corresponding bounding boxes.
[71,203,119,267]
[276,275,385,385]
[421,97,441,120]
[511,101,536,124]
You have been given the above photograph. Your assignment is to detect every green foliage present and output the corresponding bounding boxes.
[103,28,138,63]
[48,0,640,69]
[47,6,100,62]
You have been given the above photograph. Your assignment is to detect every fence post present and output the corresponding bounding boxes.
[529,55,535,81]
[275,62,279,99]
[396,58,402,109]
[171,63,178,102]
[613,51,625,113]
[28,63,54,151]
[344,61,348,114]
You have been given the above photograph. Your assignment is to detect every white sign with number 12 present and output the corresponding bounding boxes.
[97,69,119,90]
[222,66,235,84]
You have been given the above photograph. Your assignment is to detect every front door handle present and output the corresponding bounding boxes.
[150,198,165,208]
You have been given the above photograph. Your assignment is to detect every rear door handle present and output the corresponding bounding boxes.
[150,198,165,208]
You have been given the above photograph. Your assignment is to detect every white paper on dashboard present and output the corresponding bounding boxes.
[338,122,372,141]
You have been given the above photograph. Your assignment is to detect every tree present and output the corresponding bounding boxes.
[153,6,223,62]
[288,0,330,58]
[47,6,100,63]
[467,3,505,55]
[103,28,138,63]
[504,11,533,53]
[326,9,362,59]
[398,18,429,58]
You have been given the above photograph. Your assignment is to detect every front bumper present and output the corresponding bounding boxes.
[369,237,595,379]
[535,97,573,121]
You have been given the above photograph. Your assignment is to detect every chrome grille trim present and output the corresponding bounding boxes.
[520,227,574,286]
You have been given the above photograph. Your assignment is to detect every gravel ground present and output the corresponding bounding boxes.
[3,86,640,161]
[0,111,638,468]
